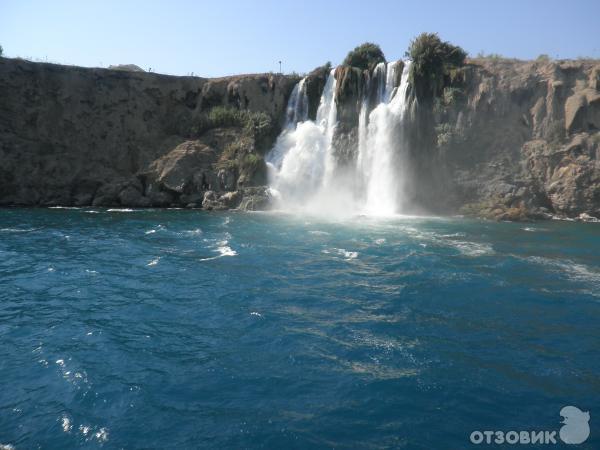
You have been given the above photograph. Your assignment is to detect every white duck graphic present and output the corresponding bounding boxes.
[559,406,590,444]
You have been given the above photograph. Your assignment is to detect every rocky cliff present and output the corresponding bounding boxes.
[329,57,600,220]
[0,57,297,209]
[1,56,599,219]
[428,58,600,220]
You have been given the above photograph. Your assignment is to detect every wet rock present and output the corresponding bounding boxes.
[238,187,271,211]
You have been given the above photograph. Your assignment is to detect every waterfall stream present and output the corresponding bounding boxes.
[267,61,412,216]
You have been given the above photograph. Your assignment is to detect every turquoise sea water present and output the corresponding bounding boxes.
[0,208,598,449]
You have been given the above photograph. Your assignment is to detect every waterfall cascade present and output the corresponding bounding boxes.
[358,61,412,215]
[267,61,413,216]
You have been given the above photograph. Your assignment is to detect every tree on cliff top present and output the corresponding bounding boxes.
[0,45,3,57]
[406,33,467,101]
[343,43,386,71]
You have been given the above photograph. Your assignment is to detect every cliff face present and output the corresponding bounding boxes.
[426,58,600,220]
[1,57,599,219]
[0,57,297,209]
[329,57,600,220]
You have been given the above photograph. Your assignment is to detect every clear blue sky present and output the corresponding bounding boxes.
[1,0,599,77]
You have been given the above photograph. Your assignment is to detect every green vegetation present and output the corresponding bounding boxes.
[536,54,551,63]
[0,45,3,57]
[475,51,505,59]
[240,153,263,171]
[442,86,465,106]
[406,32,467,101]
[343,43,385,71]
[193,106,274,139]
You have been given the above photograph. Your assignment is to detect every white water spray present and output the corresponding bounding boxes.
[267,61,413,216]
[267,70,339,210]
[358,61,411,215]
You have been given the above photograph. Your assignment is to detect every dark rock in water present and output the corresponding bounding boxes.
[238,187,271,211]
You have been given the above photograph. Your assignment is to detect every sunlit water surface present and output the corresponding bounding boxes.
[1,208,599,448]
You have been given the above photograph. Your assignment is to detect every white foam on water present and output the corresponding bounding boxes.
[183,228,202,235]
[49,206,81,209]
[309,230,330,236]
[451,241,495,257]
[335,248,358,259]
[95,428,109,443]
[199,240,238,261]
[374,238,386,245]
[145,224,166,235]
[217,245,237,257]
[61,415,72,433]
[107,208,134,212]
[147,257,161,266]
[400,225,494,257]
[250,312,263,318]
[0,227,39,233]
[526,256,600,295]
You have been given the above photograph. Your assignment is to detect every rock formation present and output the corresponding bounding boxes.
[0,55,598,220]
[428,58,600,220]
[0,57,297,210]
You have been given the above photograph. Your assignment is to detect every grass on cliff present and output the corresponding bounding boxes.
[343,43,386,71]
[192,106,275,145]
[406,32,467,101]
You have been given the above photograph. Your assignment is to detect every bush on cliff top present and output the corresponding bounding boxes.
[0,45,3,57]
[406,33,467,101]
[343,43,386,71]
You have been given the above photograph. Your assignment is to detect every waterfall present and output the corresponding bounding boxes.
[285,78,309,128]
[358,61,411,215]
[267,61,413,216]
[266,70,339,210]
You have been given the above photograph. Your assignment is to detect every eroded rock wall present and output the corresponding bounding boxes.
[1,56,599,219]
[430,58,600,220]
[0,57,297,209]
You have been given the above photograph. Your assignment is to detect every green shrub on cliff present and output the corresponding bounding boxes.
[343,43,385,71]
[406,33,467,101]
[194,106,273,136]
[0,45,3,57]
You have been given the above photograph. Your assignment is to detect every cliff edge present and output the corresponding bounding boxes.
[0,57,297,209]
[0,56,599,219]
